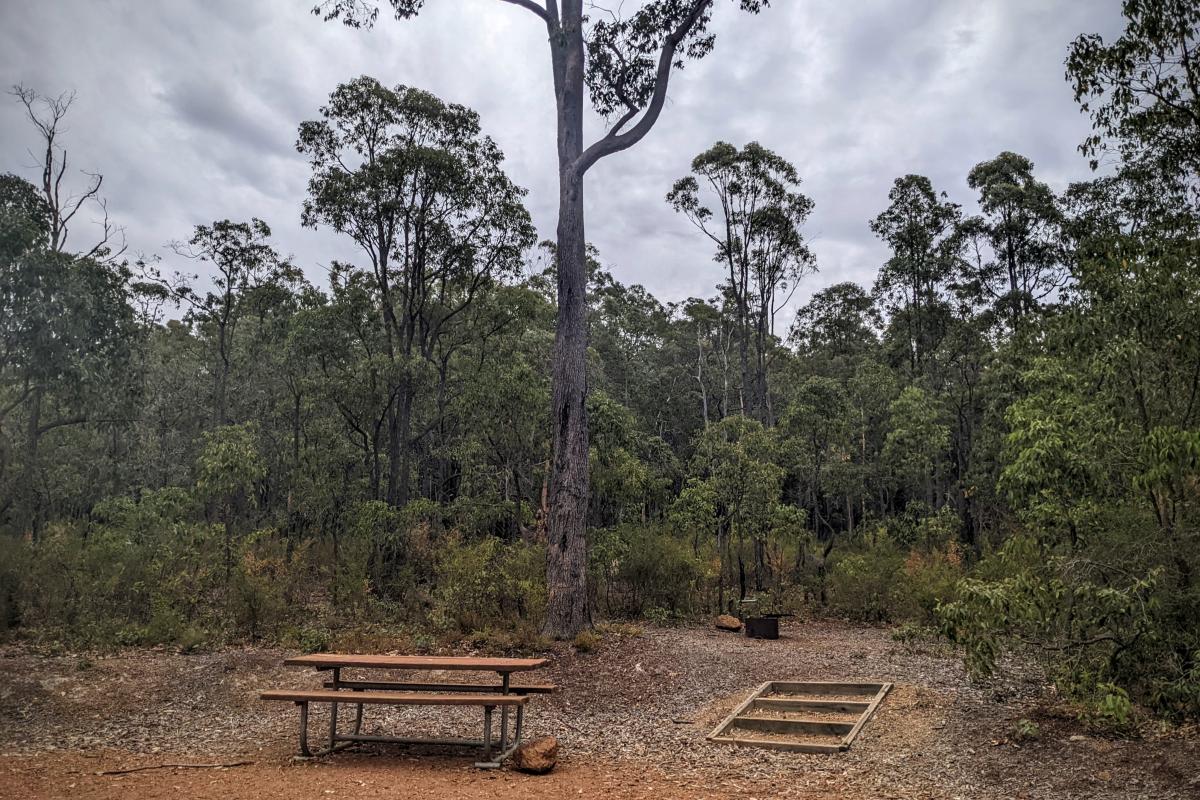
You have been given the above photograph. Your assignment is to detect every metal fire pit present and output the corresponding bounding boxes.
[744,613,793,639]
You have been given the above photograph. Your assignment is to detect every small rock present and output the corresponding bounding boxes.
[715,614,742,632]
[511,736,558,774]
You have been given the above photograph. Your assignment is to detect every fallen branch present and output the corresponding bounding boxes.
[97,760,254,776]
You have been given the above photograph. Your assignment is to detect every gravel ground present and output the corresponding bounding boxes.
[0,620,1196,799]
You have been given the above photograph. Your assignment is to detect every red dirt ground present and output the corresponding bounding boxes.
[1,622,1196,799]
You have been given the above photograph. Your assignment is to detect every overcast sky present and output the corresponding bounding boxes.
[0,1,1124,323]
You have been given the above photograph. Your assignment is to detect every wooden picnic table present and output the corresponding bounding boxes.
[273,653,553,766]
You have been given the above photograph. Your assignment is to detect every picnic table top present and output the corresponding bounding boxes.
[283,653,550,672]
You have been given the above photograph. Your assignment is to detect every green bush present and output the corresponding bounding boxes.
[939,532,1200,720]
[826,546,905,622]
[229,536,291,641]
[431,535,546,632]
[590,525,705,618]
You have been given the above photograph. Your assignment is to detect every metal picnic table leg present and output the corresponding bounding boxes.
[499,672,510,751]
[297,701,312,757]
[329,667,340,750]
[352,690,364,735]
[481,705,494,764]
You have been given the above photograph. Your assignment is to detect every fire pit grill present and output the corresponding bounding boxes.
[744,612,794,639]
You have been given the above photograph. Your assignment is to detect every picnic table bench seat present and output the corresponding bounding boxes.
[260,689,530,705]
[319,679,557,694]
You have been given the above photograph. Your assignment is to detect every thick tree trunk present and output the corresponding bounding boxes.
[755,314,772,426]
[542,11,592,639]
[384,370,416,508]
[385,404,401,505]
[21,386,43,540]
[397,382,415,506]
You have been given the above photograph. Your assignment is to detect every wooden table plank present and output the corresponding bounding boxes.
[283,653,549,671]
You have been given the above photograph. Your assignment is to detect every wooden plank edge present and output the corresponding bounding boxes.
[282,655,551,670]
[766,681,886,696]
[706,682,771,741]
[707,734,844,754]
[732,716,856,735]
[322,680,557,693]
[839,682,892,749]
[753,697,871,713]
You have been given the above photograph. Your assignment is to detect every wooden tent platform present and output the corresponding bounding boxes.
[707,680,891,754]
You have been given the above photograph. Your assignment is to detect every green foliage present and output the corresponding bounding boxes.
[1067,0,1200,192]
[883,387,949,501]
[937,533,1200,718]
[590,525,706,618]
[195,424,266,504]
[285,625,332,654]
[668,141,816,423]
[870,174,961,375]
[431,536,546,633]
[962,151,1063,325]
[1086,683,1136,734]
[827,547,905,622]
[827,515,964,625]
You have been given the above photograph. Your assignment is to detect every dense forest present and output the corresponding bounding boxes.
[1,0,1197,726]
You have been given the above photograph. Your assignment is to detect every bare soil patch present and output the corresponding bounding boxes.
[1,620,1196,799]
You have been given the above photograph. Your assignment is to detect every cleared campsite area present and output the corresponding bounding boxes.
[1,621,1195,800]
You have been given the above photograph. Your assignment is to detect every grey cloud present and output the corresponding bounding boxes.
[1,0,1128,322]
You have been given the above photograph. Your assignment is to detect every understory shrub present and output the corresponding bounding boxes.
[939,530,1200,720]
[589,525,706,618]
[825,537,964,623]
[431,535,546,632]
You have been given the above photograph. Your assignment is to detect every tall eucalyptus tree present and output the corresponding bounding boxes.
[668,141,815,425]
[298,77,535,509]
[963,152,1063,330]
[162,219,293,426]
[313,0,770,636]
[870,175,963,380]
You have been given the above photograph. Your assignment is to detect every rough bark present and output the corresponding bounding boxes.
[540,0,716,638]
[542,6,593,638]
[21,386,43,540]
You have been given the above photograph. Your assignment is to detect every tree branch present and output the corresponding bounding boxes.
[575,0,713,175]
[497,0,548,22]
[36,415,89,435]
